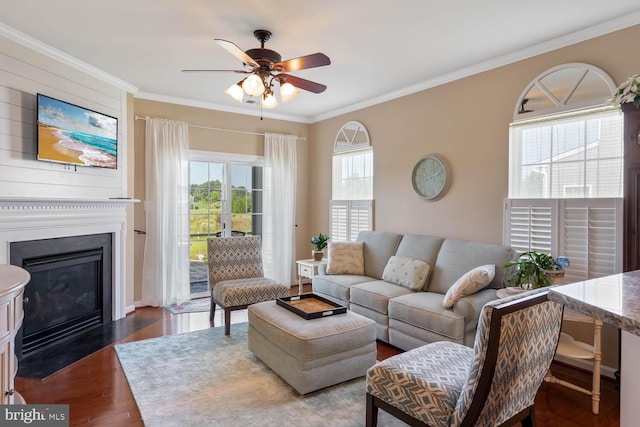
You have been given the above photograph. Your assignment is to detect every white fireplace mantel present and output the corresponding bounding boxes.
[0,197,138,321]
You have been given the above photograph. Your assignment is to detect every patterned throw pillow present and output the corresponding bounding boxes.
[382,256,430,290]
[442,264,495,308]
[326,242,365,275]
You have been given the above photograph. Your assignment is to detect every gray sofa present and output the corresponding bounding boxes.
[312,231,517,350]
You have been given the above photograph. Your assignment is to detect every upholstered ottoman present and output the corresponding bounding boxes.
[248,300,377,395]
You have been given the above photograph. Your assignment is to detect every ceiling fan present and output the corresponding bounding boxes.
[182,29,330,109]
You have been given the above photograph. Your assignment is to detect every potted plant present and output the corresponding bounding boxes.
[310,233,329,261]
[503,251,568,290]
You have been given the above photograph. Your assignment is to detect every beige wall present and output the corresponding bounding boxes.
[308,24,640,370]
[132,99,311,301]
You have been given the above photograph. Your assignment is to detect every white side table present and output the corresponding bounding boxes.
[295,259,327,295]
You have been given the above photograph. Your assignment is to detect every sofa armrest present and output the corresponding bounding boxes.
[451,288,499,326]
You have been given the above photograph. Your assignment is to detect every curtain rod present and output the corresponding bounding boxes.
[134,115,306,141]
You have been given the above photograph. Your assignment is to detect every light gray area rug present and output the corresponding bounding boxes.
[115,323,406,427]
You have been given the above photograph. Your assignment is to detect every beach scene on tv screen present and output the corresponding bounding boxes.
[37,95,117,169]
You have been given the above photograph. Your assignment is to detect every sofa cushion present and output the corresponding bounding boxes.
[312,274,374,303]
[428,239,516,294]
[356,231,403,279]
[326,241,365,275]
[382,256,430,290]
[395,234,444,283]
[388,292,465,341]
[350,280,415,314]
[442,264,495,308]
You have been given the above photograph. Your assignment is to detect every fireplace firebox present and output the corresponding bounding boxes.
[10,233,113,360]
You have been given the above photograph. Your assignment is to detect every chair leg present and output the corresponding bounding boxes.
[224,309,231,336]
[366,393,378,427]
[497,406,536,427]
[209,299,216,324]
[520,408,537,427]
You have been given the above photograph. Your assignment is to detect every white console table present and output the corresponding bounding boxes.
[0,264,29,404]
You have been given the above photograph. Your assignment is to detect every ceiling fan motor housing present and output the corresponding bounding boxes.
[245,48,282,67]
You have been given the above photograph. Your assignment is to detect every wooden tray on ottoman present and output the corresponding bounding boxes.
[276,293,346,319]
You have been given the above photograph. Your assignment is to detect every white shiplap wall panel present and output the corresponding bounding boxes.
[0,132,31,154]
[0,67,120,118]
[0,36,122,102]
[0,34,127,199]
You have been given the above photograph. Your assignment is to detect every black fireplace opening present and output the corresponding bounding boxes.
[10,233,113,361]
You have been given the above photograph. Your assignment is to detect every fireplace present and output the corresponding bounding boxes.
[0,197,132,346]
[10,233,113,360]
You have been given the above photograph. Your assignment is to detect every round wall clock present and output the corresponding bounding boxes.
[411,154,451,201]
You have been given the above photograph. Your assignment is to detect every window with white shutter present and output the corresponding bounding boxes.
[330,122,374,242]
[506,65,623,281]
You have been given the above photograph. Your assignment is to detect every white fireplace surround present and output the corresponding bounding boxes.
[0,197,136,321]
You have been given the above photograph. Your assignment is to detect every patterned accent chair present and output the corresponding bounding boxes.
[365,288,563,427]
[207,236,290,335]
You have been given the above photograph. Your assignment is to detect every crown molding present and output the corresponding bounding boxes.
[0,22,138,94]
[311,11,640,123]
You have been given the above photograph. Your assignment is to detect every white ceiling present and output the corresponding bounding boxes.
[1,1,640,123]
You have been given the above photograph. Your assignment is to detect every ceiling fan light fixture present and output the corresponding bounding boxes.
[242,74,265,96]
[280,82,299,103]
[261,92,278,109]
[224,82,244,103]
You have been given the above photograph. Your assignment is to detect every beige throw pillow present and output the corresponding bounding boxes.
[442,264,495,308]
[326,242,365,275]
[382,256,430,290]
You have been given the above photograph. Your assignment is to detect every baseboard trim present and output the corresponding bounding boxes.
[554,354,617,379]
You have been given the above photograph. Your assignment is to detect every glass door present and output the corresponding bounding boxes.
[189,161,226,296]
[189,158,264,296]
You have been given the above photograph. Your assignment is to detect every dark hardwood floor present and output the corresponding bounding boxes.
[15,284,620,426]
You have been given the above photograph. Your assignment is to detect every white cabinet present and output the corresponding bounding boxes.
[0,265,29,404]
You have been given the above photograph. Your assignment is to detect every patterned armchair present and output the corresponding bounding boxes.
[365,288,563,427]
[207,236,289,335]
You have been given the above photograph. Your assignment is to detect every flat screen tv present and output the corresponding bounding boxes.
[36,93,118,169]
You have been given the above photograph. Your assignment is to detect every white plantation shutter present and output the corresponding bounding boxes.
[330,200,373,242]
[560,199,622,282]
[504,200,555,254]
[330,201,349,242]
[504,198,621,281]
[349,200,373,241]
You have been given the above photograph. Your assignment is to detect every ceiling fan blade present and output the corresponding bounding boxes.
[182,69,250,73]
[280,74,327,93]
[214,39,259,68]
[275,53,330,72]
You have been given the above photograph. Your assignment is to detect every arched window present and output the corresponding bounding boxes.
[505,63,623,281]
[330,121,373,242]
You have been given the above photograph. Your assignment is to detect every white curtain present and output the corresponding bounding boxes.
[263,133,297,285]
[141,117,191,306]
